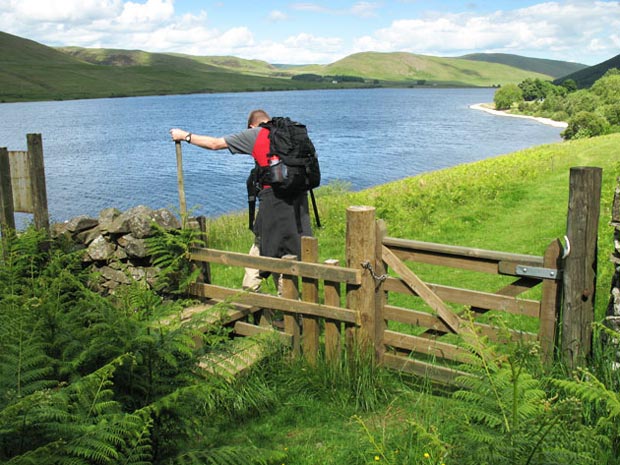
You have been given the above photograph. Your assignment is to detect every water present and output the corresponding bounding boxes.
[0,88,563,226]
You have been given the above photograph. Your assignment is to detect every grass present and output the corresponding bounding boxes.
[193,133,620,464]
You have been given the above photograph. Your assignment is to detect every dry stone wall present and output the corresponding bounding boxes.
[52,205,181,294]
[607,182,620,331]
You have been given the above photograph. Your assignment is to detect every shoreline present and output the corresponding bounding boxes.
[470,103,568,128]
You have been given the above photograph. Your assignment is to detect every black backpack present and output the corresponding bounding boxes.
[258,117,321,195]
[246,117,321,231]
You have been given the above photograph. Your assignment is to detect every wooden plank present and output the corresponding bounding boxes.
[540,239,562,364]
[190,247,362,284]
[282,255,301,357]
[383,237,544,267]
[324,259,342,363]
[8,150,30,213]
[382,245,475,338]
[384,277,540,317]
[384,305,537,343]
[26,134,49,231]
[301,237,319,364]
[198,337,280,380]
[383,330,472,364]
[382,353,470,386]
[189,282,359,323]
[234,321,292,345]
[375,219,388,360]
[390,248,500,274]
[0,148,15,231]
[161,300,258,326]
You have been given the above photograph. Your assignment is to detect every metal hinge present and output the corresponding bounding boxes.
[516,265,561,280]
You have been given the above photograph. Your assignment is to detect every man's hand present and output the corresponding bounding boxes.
[169,128,189,142]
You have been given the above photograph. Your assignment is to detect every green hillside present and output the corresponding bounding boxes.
[554,53,620,88]
[1,30,587,102]
[0,31,322,102]
[459,52,587,78]
[295,51,554,86]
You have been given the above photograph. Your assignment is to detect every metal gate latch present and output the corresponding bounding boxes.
[516,265,561,280]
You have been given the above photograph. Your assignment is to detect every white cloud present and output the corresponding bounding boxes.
[117,0,174,25]
[353,1,620,64]
[268,10,288,22]
[5,0,122,23]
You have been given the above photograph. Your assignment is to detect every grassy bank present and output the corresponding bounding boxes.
[3,134,619,465]
[206,133,620,320]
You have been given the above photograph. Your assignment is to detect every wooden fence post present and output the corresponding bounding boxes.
[561,166,602,368]
[346,206,377,353]
[324,259,342,363]
[0,147,16,234]
[282,254,301,357]
[301,236,319,365]
[26,134,49,231]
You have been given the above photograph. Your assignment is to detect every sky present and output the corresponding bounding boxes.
[0,0,619,66]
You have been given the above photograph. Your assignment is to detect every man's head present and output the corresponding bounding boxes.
[247,109,270,128]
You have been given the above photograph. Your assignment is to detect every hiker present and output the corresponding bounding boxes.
[169,109,314,293]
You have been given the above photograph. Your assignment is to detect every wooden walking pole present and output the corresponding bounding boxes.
[175,141,187,217]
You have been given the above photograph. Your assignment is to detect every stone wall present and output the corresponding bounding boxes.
[52,205,181,294]
[607,182,620,331]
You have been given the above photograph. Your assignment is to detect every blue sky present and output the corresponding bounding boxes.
[1,0,618,65]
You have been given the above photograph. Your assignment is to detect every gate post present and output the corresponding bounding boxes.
[0,147,16,234]
[26,134,49,231]
[561,166,602,368]
[346,206,377,354]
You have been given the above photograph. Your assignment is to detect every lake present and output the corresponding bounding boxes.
[0,88,563,226]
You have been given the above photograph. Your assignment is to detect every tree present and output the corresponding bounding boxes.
[562,111,609,140]
[494,84,523,110]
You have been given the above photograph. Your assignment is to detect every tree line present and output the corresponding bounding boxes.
[494,69,620,140]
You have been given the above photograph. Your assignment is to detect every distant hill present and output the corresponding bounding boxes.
[553,53,620,88]
[459,53,587,79]
[1,30,590,102]
[294,51,554,86]
[0,31,323,102]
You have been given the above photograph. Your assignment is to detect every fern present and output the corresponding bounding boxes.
[450,333,606,465]
[145,223,203,294]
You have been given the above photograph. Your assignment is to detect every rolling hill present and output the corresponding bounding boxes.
[0,31,321,102]
[0,30,603,103]
[553,53,620,88]
[294,51,555,86]
[459,53,587,78]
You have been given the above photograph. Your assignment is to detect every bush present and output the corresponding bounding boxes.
[598,103,620,126]
[494,84,523,110]
[562,111,610,140]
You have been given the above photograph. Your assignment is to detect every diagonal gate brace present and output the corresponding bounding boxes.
[382,245,476,339]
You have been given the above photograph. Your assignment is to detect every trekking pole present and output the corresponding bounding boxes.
[174,141,187,218]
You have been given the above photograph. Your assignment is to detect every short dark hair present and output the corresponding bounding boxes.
[247,109,270,128]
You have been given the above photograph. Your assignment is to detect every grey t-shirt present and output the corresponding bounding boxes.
[224,127,261,155]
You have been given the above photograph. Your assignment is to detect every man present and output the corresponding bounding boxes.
[169,109,313,293]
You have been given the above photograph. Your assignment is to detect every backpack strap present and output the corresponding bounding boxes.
[246,168,258,230]
[309,189,321,228]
